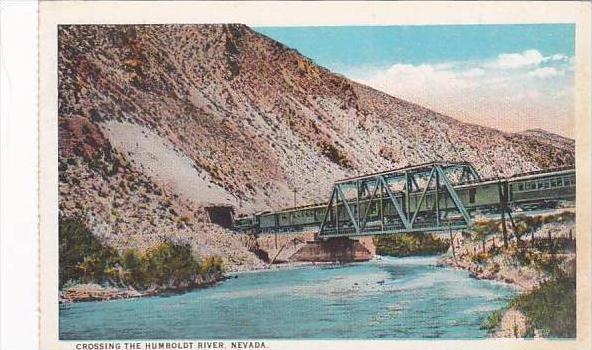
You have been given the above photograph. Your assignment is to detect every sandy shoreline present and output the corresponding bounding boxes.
[59,260,345,304]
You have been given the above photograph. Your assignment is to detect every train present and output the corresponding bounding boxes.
[234,166,576,234]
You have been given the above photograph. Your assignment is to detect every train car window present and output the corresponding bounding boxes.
[557,178,564,187]
[551,179,557,187]
[469,188,476,203]
[518,183,524,191]
[543,181,550,189]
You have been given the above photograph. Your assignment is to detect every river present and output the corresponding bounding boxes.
[59,256,517,340]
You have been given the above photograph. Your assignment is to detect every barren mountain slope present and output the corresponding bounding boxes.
[58,116,265,270]
[58,24,574,263]
[519,128,575,152]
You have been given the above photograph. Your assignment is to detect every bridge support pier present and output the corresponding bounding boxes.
[289,237,373,263]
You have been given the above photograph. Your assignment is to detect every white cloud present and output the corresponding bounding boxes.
[384,64,462,86]
[528,67,561,78]
[347,49,575,137]
[551,53,569,61]
[493,49,544,69]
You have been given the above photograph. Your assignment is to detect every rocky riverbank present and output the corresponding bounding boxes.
[437,211,576,338]
[60,272,225,304]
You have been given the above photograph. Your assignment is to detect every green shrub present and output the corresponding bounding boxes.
[139,241,199,287]
[490,262,501,274]
[319,141,351,169]
[59,217,119,287]
[373,232,449,257]
[120,248,143,285]
[471,252,491,264]
[510,274,576,338]
[481,308,505,332]
[513,215,543,243]
[200,255,224,275]
[59,217,225,291]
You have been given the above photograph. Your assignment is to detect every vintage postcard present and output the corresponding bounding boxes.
[39,1,592,350]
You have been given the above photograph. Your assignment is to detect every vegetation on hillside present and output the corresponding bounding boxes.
[481,272,576,338]
[469,211,577,338]
[511,273,576,337]
[59,216,223,290]
[373,232,449,257]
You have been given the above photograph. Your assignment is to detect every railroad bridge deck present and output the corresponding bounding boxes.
[234,162,576,240]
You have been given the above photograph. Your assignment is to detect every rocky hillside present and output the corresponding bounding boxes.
[58,24,575,267]
[520,128,575,152]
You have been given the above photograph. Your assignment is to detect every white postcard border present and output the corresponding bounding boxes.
[39,1,592,350]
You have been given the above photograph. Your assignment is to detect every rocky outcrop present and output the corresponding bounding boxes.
[492,308,530,338]
[59,272,226,304]
[60,284,142,304]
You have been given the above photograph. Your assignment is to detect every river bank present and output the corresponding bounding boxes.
[60,258,354,304]
[59,271,226,304]
[436,211,576,338]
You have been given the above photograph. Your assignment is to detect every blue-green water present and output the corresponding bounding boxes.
[59,256,517,340]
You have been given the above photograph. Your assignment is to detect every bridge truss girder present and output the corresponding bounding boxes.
[317,162,479,238]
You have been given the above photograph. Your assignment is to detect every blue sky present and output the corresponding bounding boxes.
[255,24,575,137]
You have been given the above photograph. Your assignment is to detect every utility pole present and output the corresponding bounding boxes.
[449,223,457,263]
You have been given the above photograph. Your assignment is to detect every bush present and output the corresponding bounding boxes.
[319,141,352,169]
[200,255,224,275]
[481,308,505,332]
[59,217,119,287]
[530,251,563,276]
[59,217,224,291]
[510,274,576,338]
[471,252,491,264]
[139,241,200,288]
[490,262,501,274]
[373,232,449,257]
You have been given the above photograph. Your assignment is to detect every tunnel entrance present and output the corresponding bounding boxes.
[205,205,234,229]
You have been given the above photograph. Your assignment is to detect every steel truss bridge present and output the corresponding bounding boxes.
[318,162,482,238]
[234,161,576,239]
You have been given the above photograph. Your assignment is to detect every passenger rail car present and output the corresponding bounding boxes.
[234,167,575,234]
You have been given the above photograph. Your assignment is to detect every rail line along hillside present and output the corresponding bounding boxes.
[235,162,575,239]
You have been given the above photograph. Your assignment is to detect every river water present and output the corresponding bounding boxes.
[59,256,517,340]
